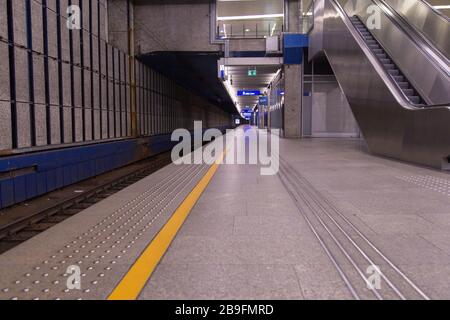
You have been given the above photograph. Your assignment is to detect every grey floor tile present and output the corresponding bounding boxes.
[140,264,304,300]
[356,214,438,235]
[233,215,311,236]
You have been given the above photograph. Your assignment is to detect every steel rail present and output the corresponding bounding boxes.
[278,155,430,300]
[278,165,361,300]
[279,158,401,299]
[279,164,382,300]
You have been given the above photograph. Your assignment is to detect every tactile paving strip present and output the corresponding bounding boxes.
[0,163,209,300]
[397,175,450,197]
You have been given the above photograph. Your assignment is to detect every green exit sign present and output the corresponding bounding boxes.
[248,69,257,77]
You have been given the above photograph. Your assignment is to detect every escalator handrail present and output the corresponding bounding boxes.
[329,0,449,111]
[418,0,450,22]
[376,0,450,71]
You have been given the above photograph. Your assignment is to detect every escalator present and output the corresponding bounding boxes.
[309,0,450,169]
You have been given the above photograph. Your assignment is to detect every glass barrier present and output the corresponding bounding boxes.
[216,0,285,39]
[217,20,284,39]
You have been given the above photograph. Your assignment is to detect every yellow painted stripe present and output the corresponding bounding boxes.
[108,154,224,300]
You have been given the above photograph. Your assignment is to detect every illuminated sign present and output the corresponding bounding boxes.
[237,90,261,96]
[259,96,268,106]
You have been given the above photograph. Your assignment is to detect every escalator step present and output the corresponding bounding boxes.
[384,64,396,70]
[398,82,410,89]
[366,40,377,45]
[408,96,421,104]
[380,58,391,64]
[393,75,405,82]
[403,89,414,96]
[373,48,383,54]
[389,69,400,76]
[377,53,387,59]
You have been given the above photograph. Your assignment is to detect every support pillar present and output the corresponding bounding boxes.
[283,64,302,138]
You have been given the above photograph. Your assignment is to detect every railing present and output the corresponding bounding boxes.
[217,20,284,39]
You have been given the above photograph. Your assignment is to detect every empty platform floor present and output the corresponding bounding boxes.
[1,131,450,300]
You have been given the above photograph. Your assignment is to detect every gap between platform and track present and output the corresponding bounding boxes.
[108,152,226,300]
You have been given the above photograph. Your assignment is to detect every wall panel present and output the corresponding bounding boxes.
[0,0,8,40]
[0,0,231,153]
[0,101,12,151]
[0,42,10,101]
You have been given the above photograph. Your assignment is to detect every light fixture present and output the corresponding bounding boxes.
[217,14,284,21]
[433,5,450,9]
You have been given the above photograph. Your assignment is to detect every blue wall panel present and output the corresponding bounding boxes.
[26,174,38,199]
[14,176,28,203]
[1,180,14,208]
[284,34,309,65]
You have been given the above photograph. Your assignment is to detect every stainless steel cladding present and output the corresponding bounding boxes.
[311,0,450,169]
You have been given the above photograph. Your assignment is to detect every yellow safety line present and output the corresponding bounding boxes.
[108,153,225,300]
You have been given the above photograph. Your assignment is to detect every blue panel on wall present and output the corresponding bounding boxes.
[55,168,64,189]
[26,174,38,199]
[1,180,15,208]
[14,176,28,203]
[36,172,48,195]
[284,34,309,65]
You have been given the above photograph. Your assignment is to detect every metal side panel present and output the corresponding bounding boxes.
[384,0,450,60]
[315,0,450,169]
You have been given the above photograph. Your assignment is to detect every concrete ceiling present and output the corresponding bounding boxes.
[139,52,237,114]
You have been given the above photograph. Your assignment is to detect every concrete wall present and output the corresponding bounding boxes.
[134,2,220,54]
[283,64,302,138]
[0,0,230,153]
[108,0,130,54]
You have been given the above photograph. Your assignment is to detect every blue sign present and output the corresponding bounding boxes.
[237,90,261,97]
[259,96,268,106]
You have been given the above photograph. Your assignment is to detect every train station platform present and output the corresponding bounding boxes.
[1,127,450,300]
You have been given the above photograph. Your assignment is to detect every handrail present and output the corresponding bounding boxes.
[374,0,450,77]
[418,0,450,22]
[377,0,450,63]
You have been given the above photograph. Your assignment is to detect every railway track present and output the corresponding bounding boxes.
[278,155,430,300]
[0,152,172,255]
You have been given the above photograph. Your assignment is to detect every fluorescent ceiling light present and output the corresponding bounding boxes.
[217,14,284,21]
[434,5,450,9]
